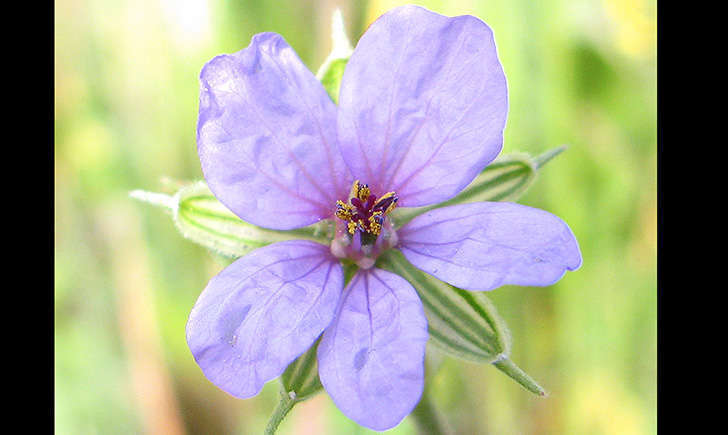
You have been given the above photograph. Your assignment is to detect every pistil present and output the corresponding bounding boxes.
[334,180,399,237]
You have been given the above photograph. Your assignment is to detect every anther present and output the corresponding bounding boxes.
[335,180,398,237]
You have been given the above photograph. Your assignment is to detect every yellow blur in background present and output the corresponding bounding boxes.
[55,0,656,433]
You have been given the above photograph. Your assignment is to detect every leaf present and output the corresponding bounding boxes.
[131,181,333,259]
[391,147,566,227]
[377,249,546,396]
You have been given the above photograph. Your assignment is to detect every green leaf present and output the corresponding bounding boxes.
[130,181,333,259]
[377,249,547,396]
[391,147,566,227]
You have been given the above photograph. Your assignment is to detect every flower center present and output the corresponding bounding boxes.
[330,180,399,269]
[335,180,398,237]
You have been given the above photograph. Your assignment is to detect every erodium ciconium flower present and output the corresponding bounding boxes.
[187,5,582,431]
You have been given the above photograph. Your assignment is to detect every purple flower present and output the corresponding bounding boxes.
[187,5,581,431]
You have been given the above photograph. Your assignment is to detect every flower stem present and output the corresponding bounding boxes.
[264,390,297,435]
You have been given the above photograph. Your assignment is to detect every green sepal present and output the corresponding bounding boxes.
[315,8,353,105]
[130,181,333,259]
[279,340,323,402]
[391,146,566,227]
[319,58,348,104]
[377,249,546,396]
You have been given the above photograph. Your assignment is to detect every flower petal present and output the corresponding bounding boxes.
[337,5,507,206]
[398,202,582,291]
[186,240,343,398]
[197,33,349,230]
[317,268,429,431]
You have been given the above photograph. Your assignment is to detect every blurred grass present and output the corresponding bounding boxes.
[55,0,656,434]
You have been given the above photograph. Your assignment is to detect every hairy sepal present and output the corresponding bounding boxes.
[391,147,566,227]
[377,250,547,396]
[131,181,333,259]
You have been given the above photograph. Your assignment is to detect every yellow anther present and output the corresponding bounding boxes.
[357,185,370,202]
[374,191,398,215]
[368,212,383,236]
[347,221,358,235]
[335,200,354,221]
[336,180,398,238]
[350,180,370,202]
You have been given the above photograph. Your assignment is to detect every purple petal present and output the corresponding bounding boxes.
[337,5,507,206]
[186,240,343,398]
[197,33,349,230]
[318,268,429,431]
[398,202,582,291]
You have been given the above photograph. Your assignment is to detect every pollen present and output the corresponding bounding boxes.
[335,180,398,236]
[335,200,355,221]
[368,212,384,235]
[352,180,371,202]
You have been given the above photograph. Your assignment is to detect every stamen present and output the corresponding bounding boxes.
[373,192,398,215]
[335,180,398,237]
[356,182,370,202]
[349,180,371,202]
[347,221,358,235]
[335,200,354,221]
[368,212,384,235]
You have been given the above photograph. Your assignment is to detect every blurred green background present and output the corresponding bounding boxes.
[54,0,656,433]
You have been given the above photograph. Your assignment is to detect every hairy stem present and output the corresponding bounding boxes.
[264,390,297,435]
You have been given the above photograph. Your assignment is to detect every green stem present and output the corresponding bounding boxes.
[264,391,297,435]
[492,357,548,396]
